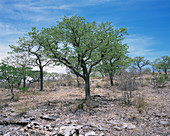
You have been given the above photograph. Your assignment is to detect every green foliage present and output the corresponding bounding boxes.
[40,15,128,99]
[132,56,150,74]
[0,63,23,88]
[2,54,33,89]
[157,74,168,86]
[9,27,53,91]
[27,70,40,83]
[44,72,58,81]
[0,62,23,100]
[151,56,170,75]
[18,87,29,91]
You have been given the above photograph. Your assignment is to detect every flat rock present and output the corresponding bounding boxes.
[114,126,122,131]
[122,123,136,130]
[40,115,57,121]
[17,119,30,126]
[160,121,170,127]
[85,131,96,136]
[59,125,83,136]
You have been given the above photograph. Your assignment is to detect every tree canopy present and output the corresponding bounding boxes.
[40,15,128,99]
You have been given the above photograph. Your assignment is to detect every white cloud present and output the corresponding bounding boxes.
[0,23,25,36]
[125,34,168,61]
[0,45,10,62]
[13,3,71,13]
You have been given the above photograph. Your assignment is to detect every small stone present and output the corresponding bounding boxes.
[0,131,3,135]
[18,119,30,126]
[46,125,53,131]
[52,130,58,135]
[27,124,33,129]
[3,132,11,136]
[11,109,15,113]
[85,131,96,136]
[40,115,57,121]
[100,133,105,136]
[110,120,120,126]
[30,116,36,120]
[127,124,136,130]
[32,121,39,126]
[51,123,56,128]
[122,123,136,130]
[160,121,170,127]
[114,126,122,131]
[34,125,39,129]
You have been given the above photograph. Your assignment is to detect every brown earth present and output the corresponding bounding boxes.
[0,78,169,136]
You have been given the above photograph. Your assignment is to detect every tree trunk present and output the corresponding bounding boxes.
[18,81,21,88]
[10,85,14,101]
[76,75,80,87]
[84,74,90,100]
[164,68,167,75]
[139,68,142,75]
[23,77,26,88]
[109,73,114,86]
[40,67,43,91]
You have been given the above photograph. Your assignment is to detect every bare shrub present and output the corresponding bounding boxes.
[136,96,148,114]
[15,101,28,115]
[117,69,138,104]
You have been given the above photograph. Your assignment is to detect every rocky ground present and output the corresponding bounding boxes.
[0,80,170,136]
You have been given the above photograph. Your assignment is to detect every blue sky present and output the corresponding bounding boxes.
[0,0,170,63]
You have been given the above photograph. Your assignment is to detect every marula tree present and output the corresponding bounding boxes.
[0,63,23,100]
[40,15,128,99]
[132,56,150,75]
[9,28,52,91]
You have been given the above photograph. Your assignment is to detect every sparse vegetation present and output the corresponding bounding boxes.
[136,96,148,114]
[117,69,138,104]
[0,15,169,136]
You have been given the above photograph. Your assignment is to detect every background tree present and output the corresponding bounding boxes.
[151,58,161,76]
[27,70,40,87]
[158,56,170,75]
[41,15,128,99]
[9,27,52,91]
[98,41,129,86]
[151,56,170,75]
[132,56,150,75]
[0,62,22,100]
[2,54,33,88]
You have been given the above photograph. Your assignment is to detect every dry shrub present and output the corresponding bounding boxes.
[15,101,29,115]
[117,69,138,105]
[13,94,20,102]
[56,74,74,86]
[136,96,148,114]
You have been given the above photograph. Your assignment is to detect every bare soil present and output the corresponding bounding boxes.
[0,78,169,136]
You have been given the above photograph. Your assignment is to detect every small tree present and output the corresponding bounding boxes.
[132,56,150,75]
[0,63,22,100]
[151,56,169,88]
[9,27,52,91]
[2,54,33,88]
[158,56,170,75]
[27,70,40,87]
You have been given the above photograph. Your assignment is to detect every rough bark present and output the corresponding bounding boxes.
[109,73,114,86]
[84,74,90,100]
[76,75,80,87]
[10,85,14,101]
[23,77,26,88]
[40,67,43,91]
